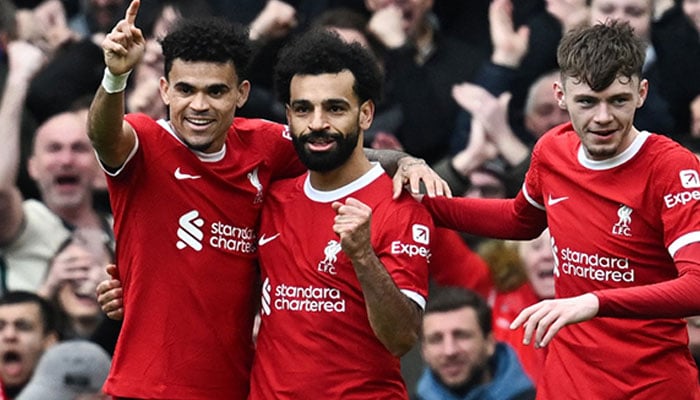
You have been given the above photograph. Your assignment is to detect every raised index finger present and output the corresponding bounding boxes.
[125,0,140,25]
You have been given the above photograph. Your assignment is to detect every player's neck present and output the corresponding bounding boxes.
[308,155,373,191]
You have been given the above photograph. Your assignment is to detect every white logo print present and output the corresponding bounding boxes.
[282,125,292,141]
[551,236,559,278]
[258,233,280,246]
[612,205,632,237]
[177,210,204,251]
[247,167,264,204]
[318,240,342,275]
[174,167,201,180]
[547,194,569,206]
[680,170,700,189]
[412,224,430,245]
[261,277,272,316]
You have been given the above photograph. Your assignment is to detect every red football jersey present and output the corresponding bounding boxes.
[250,164,432,399]
[521,124,700,399]
[103,115,303,399]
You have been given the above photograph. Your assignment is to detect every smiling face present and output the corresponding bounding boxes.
[160,59,250,153]
[286,71,372,172]
[28,110,100,213]
[555,74,647,160]
[421,307,495,389]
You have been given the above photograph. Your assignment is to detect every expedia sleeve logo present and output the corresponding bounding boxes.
[390,224,431,258]
[663,170,700,208]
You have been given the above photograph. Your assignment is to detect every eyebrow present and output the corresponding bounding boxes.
[290,98,352,107]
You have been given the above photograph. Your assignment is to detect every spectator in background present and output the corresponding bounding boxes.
[485,229,554,384]
[364,0,487,164]
[0,104,112,293]
[446,69,569,197]
[416,286,535,400]
[16,339,111,400]
[0,291,59,399]
[38,229,114,346]
[0,0,42,201]
[436,0,569,197]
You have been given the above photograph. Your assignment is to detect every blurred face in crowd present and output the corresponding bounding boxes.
[524,73,570,138]
[0,302,56,389]
[28,109,101,213]
[365,0,434,37]
[421,306,495,389]
[519,229,555,299]
[589,0,652,43]
[53,233,112,322]
[683,0,700,34]
[555,75,647,160]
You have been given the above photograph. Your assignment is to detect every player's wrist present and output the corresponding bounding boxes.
[101,67,132,94]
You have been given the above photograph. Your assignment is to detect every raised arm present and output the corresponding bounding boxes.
[0,41,46,243]
[87,0,145,169]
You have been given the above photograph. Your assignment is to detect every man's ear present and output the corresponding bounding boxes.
[159,76,170,106]
[236,80,251,108]
[554,81,567,110]
[636,78,649,108]
[359,100,375,130]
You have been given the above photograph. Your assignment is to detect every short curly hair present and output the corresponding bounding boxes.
[274,28,383,105]
[160,17,252,81]
[557,20,646,91]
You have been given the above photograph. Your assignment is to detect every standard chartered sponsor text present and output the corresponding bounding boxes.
[209,221,256,253]
[274,284,346,312]
[560,247,634,282]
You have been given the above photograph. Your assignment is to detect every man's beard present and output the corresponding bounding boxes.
[292,128,360,172]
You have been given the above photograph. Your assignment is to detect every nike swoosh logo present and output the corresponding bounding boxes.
[258,233,280,246]
[547,194,569,206]
[174,167,201,180]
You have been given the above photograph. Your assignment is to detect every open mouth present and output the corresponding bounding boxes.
[55,174,80,185]
[538,270,554,279]
[2,351,23,377]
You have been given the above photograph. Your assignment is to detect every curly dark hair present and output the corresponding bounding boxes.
[160,17,252,81]
[273,28,383,105]
[557,20,646,92]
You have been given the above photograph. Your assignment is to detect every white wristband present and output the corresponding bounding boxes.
[101,67,132,94]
